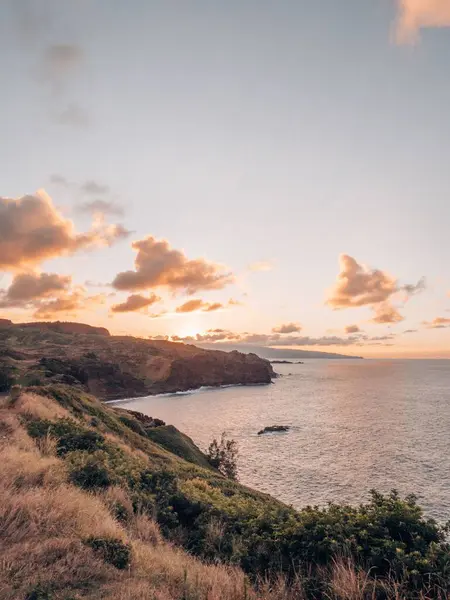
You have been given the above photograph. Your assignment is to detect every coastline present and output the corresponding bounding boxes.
[105,380,273,405]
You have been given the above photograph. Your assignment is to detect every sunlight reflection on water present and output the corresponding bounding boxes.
[116,359,450,520]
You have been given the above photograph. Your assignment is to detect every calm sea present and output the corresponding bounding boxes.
[115,360,450,521]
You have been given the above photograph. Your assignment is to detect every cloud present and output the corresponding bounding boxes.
[172,329,240,344]
[0,272,71,308]
[0,190,130,271]
[370,302,405,324]
[175,299,223,313]
[403,329,418,334]
[396,0,450,43]
[56,103,89,128]
[81,181,110,195]
[49,174,69,186]
[327,255,397,309]
[112,236,234,294]
[170,330,372,347]
[0,271,107,320]
[50,176,112,197]
[327,254,424,324]
[227,298,243,307]
[41,44,84,89]
[78,200,125,218]
[402,277,427,298]
[111,293,161,314]
[32,290,106,320]
[272,322,302,334]
[248,261,274,272]
[422,317,450,329]
[345,324,361,334]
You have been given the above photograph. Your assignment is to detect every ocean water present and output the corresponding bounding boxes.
[115,359,450,521]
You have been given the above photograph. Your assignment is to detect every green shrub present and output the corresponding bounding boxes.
[25,585,52,600]
[57,430,106,456]
[206,433,238,480]
[69,453,112,489]
[26,417,84,440]
[85,537,131,569]
[0,368,15,392]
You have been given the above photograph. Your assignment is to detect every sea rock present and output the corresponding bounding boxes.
[257,425,290,435]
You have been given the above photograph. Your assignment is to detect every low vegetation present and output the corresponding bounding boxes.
[1,383,450,599]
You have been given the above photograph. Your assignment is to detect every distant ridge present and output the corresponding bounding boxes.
[198,342,363,360]
[8,320,111,337]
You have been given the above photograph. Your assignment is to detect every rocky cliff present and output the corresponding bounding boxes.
[0,321,274,399]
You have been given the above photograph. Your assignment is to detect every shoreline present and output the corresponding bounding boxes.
[105,381,273,405]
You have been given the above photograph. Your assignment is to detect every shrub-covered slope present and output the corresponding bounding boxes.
[1,384,450,599]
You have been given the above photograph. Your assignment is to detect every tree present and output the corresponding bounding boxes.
[206,433,238,480]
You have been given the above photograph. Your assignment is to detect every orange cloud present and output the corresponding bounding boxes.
[370,302,405,324]
[0,273,71,307]
[33,291,106,320]
[327,255,397,309]
[111,293,161,314]
[248,261,274,272]
[345,324,361,334]
[0,190,130,271]
[422,317,450,328]
[272,322,302,334]
[326,254,424,325]
[175,298,225,313]
[113,237,234,295]
[396,0,450,43]
[0,270,108,320]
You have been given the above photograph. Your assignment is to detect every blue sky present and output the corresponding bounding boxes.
[1,1,449,356]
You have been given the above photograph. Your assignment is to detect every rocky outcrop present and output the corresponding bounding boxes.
[0,321,275,400]
[258,425,290,435]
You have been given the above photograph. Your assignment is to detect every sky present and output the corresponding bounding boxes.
[1,0,450,358]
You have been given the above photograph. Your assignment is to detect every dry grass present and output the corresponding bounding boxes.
[6,390,70,421]
[0,389,439,600]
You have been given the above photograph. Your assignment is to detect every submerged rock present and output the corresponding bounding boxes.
[257,425,290,435]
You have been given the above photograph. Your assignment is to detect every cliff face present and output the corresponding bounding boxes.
[0,321,274,400]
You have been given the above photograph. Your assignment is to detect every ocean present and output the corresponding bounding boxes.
[115,359,450,521]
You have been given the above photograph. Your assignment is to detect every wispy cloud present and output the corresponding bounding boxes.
[248,261,274,272]
[422,317,450,329]
[78,200,125,218]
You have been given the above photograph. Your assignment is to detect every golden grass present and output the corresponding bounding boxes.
[0,389,436,600]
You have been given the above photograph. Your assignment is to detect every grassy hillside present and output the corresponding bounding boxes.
[1,384,450,599]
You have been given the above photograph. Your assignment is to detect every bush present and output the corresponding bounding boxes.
[206,433,238,480]
[26,417,84,441]
[0,368,15,392]
[25,585,52,600]
[69,454,112,489]
[57,430,106,456]
[85,537,131,569]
